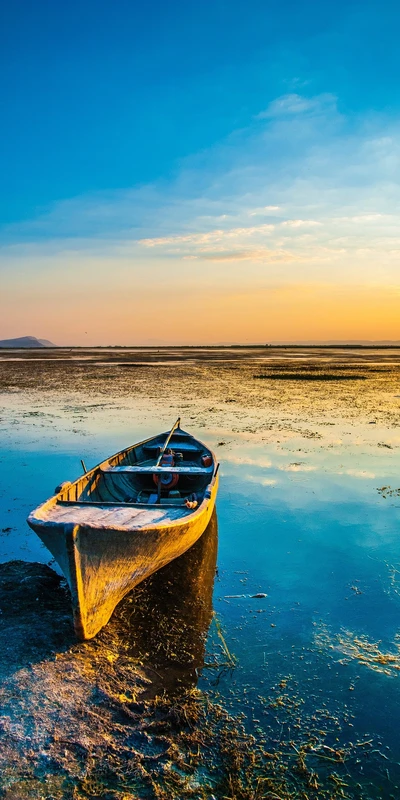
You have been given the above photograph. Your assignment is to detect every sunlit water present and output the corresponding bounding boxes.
[1,390,400,796]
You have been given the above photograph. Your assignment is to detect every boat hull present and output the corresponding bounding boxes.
[29,474,218,639]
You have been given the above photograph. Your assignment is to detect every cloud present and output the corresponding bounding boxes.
[244,475,277,487]
[255,92,337,119]
[223,455,273,468]
[138,223,276,248]
[2,92,400,281]
[280,219,321,228]
[195,249,297,262]
[1,91,400,342]
[338,469,376,479]
[248,205,281,216]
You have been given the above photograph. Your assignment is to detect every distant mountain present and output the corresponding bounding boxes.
[0,336,56,348]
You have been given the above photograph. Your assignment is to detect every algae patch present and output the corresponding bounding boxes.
[314,622,400,677]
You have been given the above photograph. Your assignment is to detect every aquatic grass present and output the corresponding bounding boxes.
[254,373,367,381]
[314,623,400,676]
[211,612,238,667]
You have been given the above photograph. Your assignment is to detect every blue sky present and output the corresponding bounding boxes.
[1,0,399,344]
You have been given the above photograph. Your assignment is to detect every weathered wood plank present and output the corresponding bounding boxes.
[101,465,213,474]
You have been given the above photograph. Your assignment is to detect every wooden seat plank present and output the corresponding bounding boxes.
[101,465,213,475]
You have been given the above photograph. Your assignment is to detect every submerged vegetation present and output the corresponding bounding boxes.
[377,486,400,498]
[254,373,367,380]
[0,558,397,799]
[315,622,400,678]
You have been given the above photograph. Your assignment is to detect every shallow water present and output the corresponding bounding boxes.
[204,441,400,790]
[1,354,400,797]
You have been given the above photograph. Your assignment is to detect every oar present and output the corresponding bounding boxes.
[155,417,181,467]
[155,417,181,504]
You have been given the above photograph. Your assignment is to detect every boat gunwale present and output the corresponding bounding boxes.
[29,475,219,534]
[28,427,219,532]
[56,499,197,508]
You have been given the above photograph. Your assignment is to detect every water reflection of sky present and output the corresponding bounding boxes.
[202,434,400,792]
[1,394,400,793]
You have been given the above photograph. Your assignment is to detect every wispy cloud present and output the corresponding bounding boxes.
[223,455,273,468]
[2,92,400,281]
[192,249,297,262]
[138,223,276,248]
[255,92,337,119]
[244,474,277,487]
[337,469,376,479]
[1,91,400,342]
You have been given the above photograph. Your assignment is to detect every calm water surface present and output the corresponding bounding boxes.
[1,393,400,796]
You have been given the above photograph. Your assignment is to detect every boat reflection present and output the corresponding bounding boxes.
[117,510,218,696]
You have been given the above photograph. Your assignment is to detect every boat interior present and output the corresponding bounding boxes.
[57,428,216,507]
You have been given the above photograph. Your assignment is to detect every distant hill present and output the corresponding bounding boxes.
[0,336,56,348]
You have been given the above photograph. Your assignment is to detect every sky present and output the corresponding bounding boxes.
[1,0,400,345]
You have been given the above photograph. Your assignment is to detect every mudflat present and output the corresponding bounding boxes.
[1,345,400,432]
[1,347,400,799]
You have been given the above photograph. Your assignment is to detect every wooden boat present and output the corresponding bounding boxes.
[27,419,219,640]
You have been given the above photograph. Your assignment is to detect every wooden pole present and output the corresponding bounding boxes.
[155,417,181,467]
[155,417,181,504]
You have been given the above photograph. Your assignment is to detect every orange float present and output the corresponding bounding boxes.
[153,451,179,490]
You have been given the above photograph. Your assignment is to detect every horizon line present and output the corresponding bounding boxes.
[2,340,400,350]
